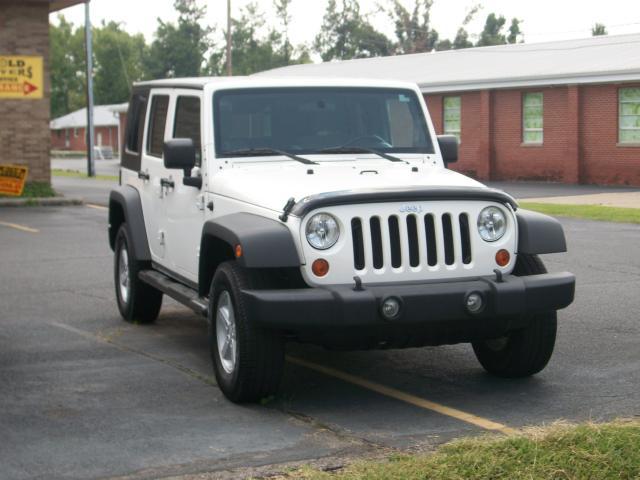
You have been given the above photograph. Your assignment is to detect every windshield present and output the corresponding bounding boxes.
[214,88,434,157]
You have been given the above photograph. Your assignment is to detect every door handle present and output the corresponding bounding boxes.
[160,178,174,189]
[138,171,150,181]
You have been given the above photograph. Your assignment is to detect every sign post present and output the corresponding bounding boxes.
[85,0,96,177]
[0,56,43,100]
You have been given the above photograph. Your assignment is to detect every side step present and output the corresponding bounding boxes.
[139,270,208,317]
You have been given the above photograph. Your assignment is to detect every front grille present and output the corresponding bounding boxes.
[351,212,473,271]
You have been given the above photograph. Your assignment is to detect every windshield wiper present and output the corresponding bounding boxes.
[317,146,405,163]
[224,147,317,165]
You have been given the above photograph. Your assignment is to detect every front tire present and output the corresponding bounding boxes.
[209,261,285,403]
[472,254,557,377]
[114,224,163,324]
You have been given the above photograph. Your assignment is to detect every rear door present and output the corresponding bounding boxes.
[139,90,171,264]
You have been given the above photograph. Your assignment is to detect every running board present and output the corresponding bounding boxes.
[138,270,208,317]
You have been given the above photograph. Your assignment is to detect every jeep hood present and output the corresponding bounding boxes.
[210,161,486,215]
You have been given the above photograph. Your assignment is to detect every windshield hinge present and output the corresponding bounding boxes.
[279,197,296,222]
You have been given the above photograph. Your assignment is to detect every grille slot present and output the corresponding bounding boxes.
[370,216,384,269]
[388,216,402,268]
[406,215,420,267]
[442,214,455,265]
[459,213,472,264]
[350,210,474,272]
[351,218,365,270]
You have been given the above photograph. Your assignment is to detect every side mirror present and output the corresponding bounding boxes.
[163,138,196,172]
[437,135,458,166]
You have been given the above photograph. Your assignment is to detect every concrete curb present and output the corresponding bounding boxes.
[0,197,84,207]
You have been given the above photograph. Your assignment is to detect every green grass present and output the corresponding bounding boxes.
[52,168,118,182]
[0,181,57,198]
[520,202,640,224]
[284,420,640,480]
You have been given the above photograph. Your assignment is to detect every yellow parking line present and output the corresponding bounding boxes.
[86,204,108,211]
[287,356,518,436]
[0,220,39,233]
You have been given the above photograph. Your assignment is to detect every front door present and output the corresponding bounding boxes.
[162,92,205,282]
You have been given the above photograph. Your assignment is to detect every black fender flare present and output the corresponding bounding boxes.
[198,213,301,296]
[516,209,567,255]
[108,186,152,261]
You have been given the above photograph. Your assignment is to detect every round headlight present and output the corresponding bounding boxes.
[306,213,340,250]
[477,207,507,242]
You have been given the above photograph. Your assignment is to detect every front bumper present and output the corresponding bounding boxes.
[242,272,575,332]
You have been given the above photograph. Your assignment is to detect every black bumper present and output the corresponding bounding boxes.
[242,272,575,332]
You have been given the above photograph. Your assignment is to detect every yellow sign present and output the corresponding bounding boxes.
[0,165,29,196]
[0,56,43,99]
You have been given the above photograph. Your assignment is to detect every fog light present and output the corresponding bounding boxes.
[311,259,329,277]
[495,249,510,267]
[466,292,484,314]
[381,297,401,320]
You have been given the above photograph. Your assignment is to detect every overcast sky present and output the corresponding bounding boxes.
[53,0,640,54]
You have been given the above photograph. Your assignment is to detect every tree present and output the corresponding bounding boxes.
[476,13,506,46]
[314,0,393,61]
[386,0,439,54]
[507,18,523,43]
[592,23,608,36]
[145,0,212,78]
[93,21,147,105]
[274,0,293,64]
[49,16,85,117]
[209,2,309,76]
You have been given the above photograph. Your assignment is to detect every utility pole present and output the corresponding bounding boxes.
[226,0,232,76]
[84,0,95,177]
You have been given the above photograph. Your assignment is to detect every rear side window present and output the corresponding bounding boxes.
[125,93,146,153]
[173,96,202,164]
[146,95,169,157]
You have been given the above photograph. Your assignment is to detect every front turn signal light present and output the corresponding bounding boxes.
[495,249,510,267]
[311,259,330,277]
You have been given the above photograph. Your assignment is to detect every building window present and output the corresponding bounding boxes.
[74,128,79,138]
[523,92,543,144]
[619,88,640,144]
[443,96,461,141]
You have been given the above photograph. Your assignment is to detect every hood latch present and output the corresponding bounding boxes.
[279,197,296,222]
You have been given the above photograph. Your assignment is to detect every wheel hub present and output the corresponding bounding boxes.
[216,291,237,374]
[118,245,130,304]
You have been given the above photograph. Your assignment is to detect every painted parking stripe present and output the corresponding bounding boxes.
[86,204,108,211]
[287,355,518,436]
[0,220,39,233]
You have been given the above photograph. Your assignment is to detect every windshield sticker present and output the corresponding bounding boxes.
[398,94,410,103]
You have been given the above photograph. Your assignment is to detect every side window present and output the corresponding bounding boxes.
[125,93,147,153]
[173,96,202,164]
[146,95,170,157]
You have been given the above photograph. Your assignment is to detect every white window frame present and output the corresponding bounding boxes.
[619,87,640,145]
[443,96,461,142]
[522,92,544,145]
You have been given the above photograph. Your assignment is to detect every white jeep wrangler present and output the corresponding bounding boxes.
[109,77,575,403]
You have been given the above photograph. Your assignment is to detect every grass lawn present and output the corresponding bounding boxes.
[520,202,640,224]
[284,420,640,480]
[0,182,57,198]
[52,168,118,182]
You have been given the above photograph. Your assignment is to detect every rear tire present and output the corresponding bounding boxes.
[472,254,557,377]
[114,224,163,324]
[209,261,285,403]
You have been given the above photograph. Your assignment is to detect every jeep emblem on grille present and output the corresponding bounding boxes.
[399,205,423,213]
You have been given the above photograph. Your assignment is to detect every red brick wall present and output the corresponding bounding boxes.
[0,1,50,183]
[425,84,640,186]
[51,126,119,152]
[580,83,640,186]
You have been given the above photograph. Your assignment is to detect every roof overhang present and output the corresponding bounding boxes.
[419,69,640,94]
[50,0,85,12]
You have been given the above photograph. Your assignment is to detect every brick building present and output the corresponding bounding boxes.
[260,34,640,186]
[0,0,84,184]
[50,103,125,154]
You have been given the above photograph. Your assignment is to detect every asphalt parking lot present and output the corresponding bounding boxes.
[1,205,639,480]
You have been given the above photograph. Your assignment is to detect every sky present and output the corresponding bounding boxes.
[53,0,640,54]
